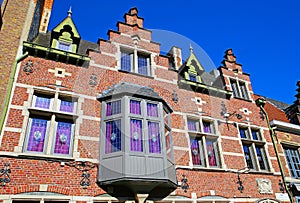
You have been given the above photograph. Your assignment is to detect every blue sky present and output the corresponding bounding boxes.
[48,0,300,104]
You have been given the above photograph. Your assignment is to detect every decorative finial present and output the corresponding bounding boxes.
[68,6,72,17]
[189,43,193,54]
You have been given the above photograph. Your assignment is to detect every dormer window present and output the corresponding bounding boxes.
[57,41,72,52]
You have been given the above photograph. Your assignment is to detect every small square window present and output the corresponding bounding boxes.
[59,97,76,113]
[251,129,261,140]
[189,74,197,82]
[58,41,72,52]
[130,100,141,115]
[33,93,53,109]
[187,119,200,131]
[106,100,121,116]
[147,103,158,117]
[239,128,249,139]
[202,121,214,134]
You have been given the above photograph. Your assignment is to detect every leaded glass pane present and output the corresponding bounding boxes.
[105,120,121,153]
[59,98,74,113]
[148,121,161,153]
[206,140,218,167]
[130,119,143,152]
[106,100,121,116]
[130,100,141,115]
[147,103,158,117]
[243,145,254,169]
[27,118,48,152]
[190,138,201,165]
[203,121,212,133]
[256,146,266,170]
[187,120,199,131]
[35,95,51,109]
[121,51,131,72]
[54,121,72,155]
[138,55,148,75]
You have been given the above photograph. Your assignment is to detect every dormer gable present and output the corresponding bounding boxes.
[51,8,80,53]
[178,47,231,99]
[178,48,204,83]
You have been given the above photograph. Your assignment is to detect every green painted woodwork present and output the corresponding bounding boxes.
[53,16,80,38]
[185,52,204,71]
[23,42,90,62]
[179,79,232,96]
[179,52,205,83]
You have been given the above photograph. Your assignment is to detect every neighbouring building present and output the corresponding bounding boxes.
[0,4,299,203]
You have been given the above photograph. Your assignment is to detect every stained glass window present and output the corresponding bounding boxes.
[190,138,201,165]
[26,118,48,152]
[148,122,161,153]
[130,119,143,152]
[206,140,218,167]
[130,100,141,115]
[35,95,51,109]
[53,121,72,155]
[147,103,158,117]
[105,120,121,153]
[106,100,121,116]
[59,98,74,113]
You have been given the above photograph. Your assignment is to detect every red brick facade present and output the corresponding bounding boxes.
[0,6,298,203]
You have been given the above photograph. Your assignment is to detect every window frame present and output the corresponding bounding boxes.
[230,78,250,100]
[239,125,269,171]
[187,116,221,168]
[23,91,77,157]
[102,96,164,156]
[120,47,151,76]
[283,146,300,178]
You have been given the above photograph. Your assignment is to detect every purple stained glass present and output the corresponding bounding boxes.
[121,52,131,72]
[59,99,74,113]
[187,120,197,131]
[203,121,212,133]
[130,100,141,114]
[105,119,121,153]
[190,138,201,165]
[148,122,161,153]
[138,55,148,75]
[27,118,48,152]
[206,140,217,166]
[130,119,143,152]
[35,95,51,109]
[54,121,72,155]
[147,103,158,117]
[106,100,121,116]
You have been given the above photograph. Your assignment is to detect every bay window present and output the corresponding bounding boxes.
[102,97,163,155]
